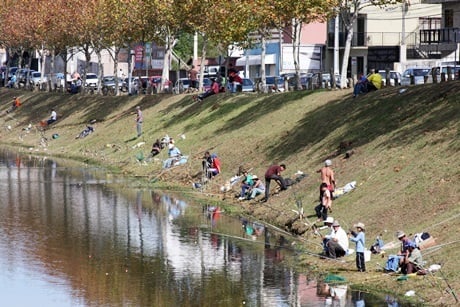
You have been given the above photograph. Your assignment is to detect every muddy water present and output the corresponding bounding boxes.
[0,150,404,306]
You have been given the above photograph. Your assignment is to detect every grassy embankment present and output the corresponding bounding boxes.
[0,83,458,305]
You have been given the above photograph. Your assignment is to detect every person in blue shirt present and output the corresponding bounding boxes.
[349,222,366,272]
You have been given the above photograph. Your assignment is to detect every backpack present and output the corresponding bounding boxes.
[385,255,400,272]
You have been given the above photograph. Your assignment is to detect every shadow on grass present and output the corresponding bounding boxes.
[0,90,171,129]
[265,82,459,162]
[162,90,314,131]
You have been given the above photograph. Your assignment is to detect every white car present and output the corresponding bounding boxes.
[378,70,401,86]
[29,72,48,85]
[400,68,432,86]
[85,73,99,87]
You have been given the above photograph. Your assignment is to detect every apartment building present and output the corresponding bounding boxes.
[419,0,460,62]
[235,22,327,79]
[325,0,445,77]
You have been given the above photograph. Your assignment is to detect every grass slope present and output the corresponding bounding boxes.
[1,83,459,304]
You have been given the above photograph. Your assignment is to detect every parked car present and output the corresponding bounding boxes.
[432,65,460,81]
[150,75,171,91]
[102,75,124,90]
[241,78,255,92]
[264,76,285,92]
[8,66,18,79]
[85,73,99,87]
[29,71,48,86]
[288,74,312,90]
[378,70,401,86]
[173,78,191,93]
[17,68,35,83]
[311,72,348,88]
[400,68,432,86]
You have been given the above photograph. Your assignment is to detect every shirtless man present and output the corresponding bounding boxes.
[317,159,336,193]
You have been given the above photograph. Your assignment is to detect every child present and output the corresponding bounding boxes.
[349,222,366,272]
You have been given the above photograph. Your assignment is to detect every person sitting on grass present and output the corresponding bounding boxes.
[238,171,254,200]
[400,241,425,275]
[6,96,21,113]
[195,78,220,102]
[47,108,57,125]
[366,69,382,92]
[248,175,265,200]
[146,139,162,161]
[353,73,368,98]
[163,143,182,168]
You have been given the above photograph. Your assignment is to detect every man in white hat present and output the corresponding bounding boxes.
[325,220,349,258]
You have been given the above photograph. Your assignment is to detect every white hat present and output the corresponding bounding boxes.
[354,222,365,230]
[396,231,405,239]
[324,217,334,224]
[325,159,332,166]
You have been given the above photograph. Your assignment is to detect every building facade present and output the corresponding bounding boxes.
[324,0,448,78]
[419,0,460,63]
[236,22,327,79]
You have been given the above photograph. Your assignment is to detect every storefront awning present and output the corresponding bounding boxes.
[235,54,277,66]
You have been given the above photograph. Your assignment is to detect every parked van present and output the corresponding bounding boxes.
[400,68,432,86]
[432,65,460,81]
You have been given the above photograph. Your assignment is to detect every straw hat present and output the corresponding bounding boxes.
[396,231,405,239]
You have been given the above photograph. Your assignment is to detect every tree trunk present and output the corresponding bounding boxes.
[161,33,175,93]
[340,25,354,89]
[260,33,267,93]
[292,19,302,90]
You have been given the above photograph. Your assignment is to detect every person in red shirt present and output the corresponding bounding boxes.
[263,164,287,202]
[196,78,220,101]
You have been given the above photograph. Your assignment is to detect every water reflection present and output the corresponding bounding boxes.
[0,150,406,306]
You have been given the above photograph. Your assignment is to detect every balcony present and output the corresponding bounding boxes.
[328,32,412,48]
[419,28,459,44]
[419,28,459,54]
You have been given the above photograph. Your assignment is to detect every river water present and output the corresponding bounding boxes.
[0,149,405,306]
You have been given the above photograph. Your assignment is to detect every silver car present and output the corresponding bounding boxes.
[241,78,255,92]
[29,71,48,85]
[400,68,432,86]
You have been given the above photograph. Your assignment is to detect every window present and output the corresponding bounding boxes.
[445,9,453,28]
[419,17,441,30]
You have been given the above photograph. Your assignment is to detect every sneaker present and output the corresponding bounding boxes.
[238,196,246,200]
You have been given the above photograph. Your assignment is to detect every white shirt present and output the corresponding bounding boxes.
[331,227,349,251]
[50,110,57,121]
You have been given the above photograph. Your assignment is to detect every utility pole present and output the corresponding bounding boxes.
[334,14,340,76]
[400,0,408,70]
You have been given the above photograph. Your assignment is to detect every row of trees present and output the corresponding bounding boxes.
[0,0,399,94]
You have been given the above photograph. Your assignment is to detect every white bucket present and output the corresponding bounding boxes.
[364,250,371,262]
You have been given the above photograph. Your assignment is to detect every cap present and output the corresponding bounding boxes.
[332,221,340,227]
[325,159,332,166]
[396,231,405,239]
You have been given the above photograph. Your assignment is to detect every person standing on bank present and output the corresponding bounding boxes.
[135,106,143,138]
[349,222,366,272]
[263,164,287,202]
[317,159,336,196]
